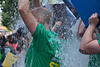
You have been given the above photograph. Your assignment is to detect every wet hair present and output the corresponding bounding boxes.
[32,7,51,25]
[17,27,24,37]
[17,27,29,39]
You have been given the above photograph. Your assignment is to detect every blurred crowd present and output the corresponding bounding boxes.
[0,27,32,67]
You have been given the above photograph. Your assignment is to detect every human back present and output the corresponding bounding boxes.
[18,0,62,66]
[26,7,61,67]
[25,24,61,67]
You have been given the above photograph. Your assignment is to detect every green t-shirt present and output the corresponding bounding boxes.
[88,34,100,67]
[25,23,61,67]
[0,51,1,60]
[97,34,100,46]
[88,54,100,67]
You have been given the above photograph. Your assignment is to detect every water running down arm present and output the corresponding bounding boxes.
[18,0,37,34]
[79,13,100,54]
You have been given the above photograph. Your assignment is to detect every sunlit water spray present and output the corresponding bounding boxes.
[9,2,90,67]
[45,4,89,67]
[61,18,89,67]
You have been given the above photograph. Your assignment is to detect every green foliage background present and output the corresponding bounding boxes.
[0,0,32,30]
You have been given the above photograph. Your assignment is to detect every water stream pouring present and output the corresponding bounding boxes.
[38,0,89,67]
[10,0,90,67]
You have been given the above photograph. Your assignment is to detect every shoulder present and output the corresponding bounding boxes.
[32,23,47,37]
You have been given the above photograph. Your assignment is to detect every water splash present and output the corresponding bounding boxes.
[61,18,89,67]
[8,1,90,67]
[45,4,89,67]
[16,5,89,67]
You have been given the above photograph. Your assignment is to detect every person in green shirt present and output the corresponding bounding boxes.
[18,0,64,67]
[79,13,100,67]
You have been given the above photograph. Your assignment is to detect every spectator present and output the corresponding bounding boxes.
[3,39,16,57]
[0,33,6,54]
[0,46,4,67]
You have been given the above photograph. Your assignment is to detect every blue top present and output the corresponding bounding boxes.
[63,0,100,28]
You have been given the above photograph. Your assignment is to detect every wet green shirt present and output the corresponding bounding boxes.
[88,34,100,67]
[25,23,61,67]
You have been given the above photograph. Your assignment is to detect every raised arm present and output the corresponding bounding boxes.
[52,21,62,32]
[79,13,100,54]
[18,0,37,34]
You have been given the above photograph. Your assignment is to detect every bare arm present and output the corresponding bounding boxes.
[77,20,86,37]
[79,13,100,54]
[52,21,62,32]
[18,0,37,34]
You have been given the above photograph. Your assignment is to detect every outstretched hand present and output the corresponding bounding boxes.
[55,21,62,27]
[88,13,99,27]
[51,21,62,32]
